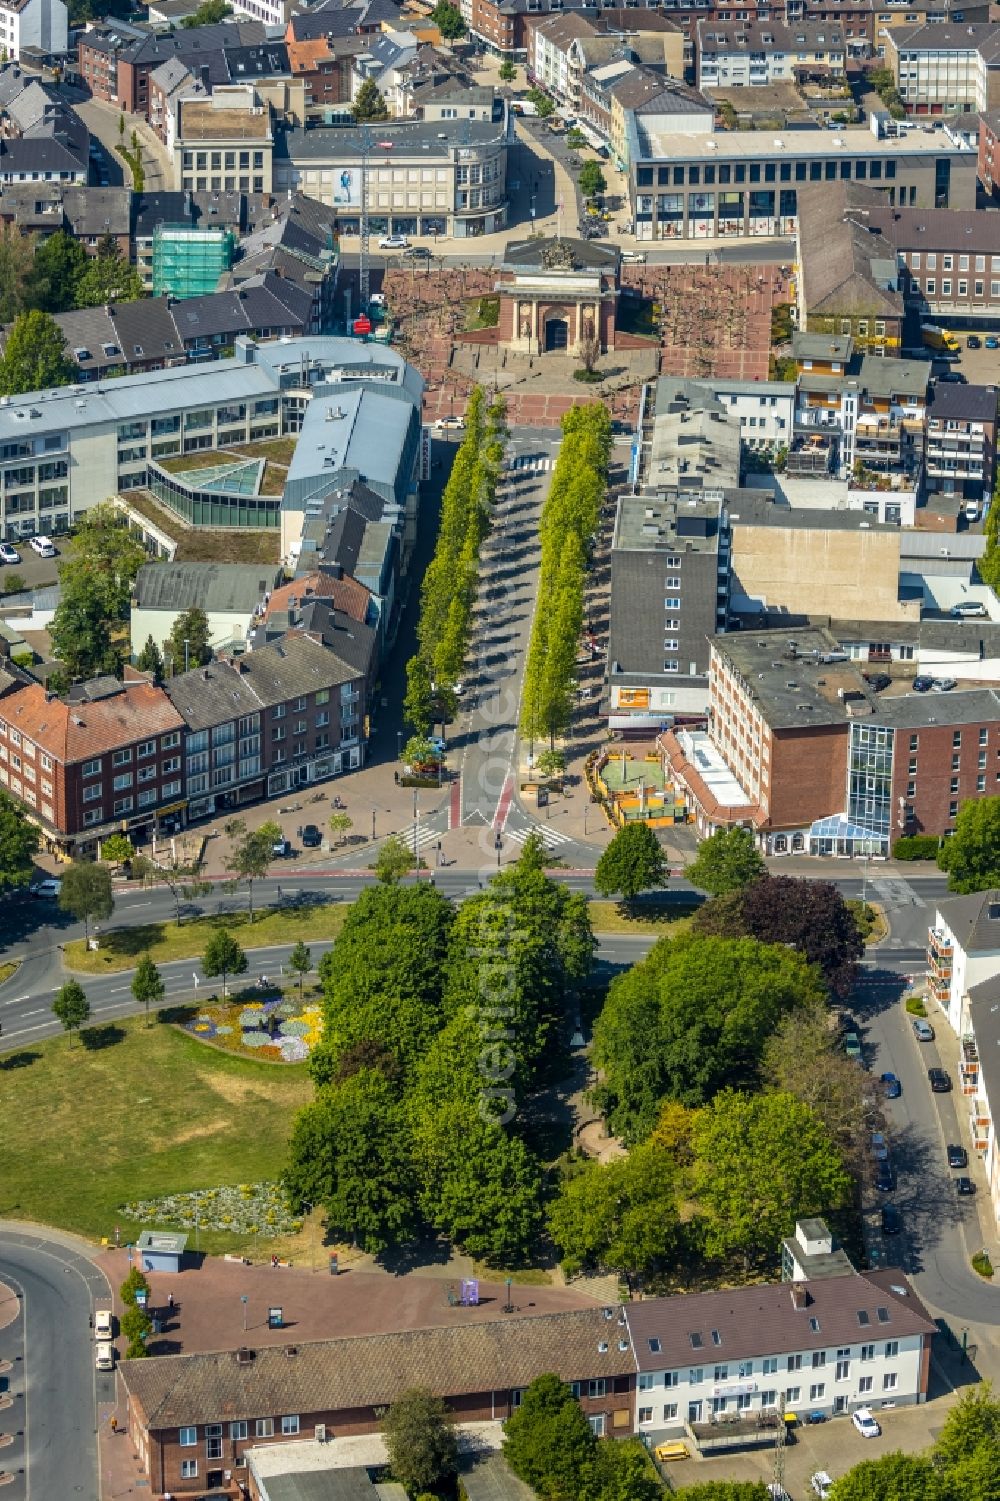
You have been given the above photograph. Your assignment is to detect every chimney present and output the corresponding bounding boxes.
[790,1285,810,1309]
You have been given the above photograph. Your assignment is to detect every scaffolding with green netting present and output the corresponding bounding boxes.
[152,223,237,300]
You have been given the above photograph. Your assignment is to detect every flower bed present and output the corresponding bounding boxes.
[180,992,323,1062]
[124,1181,302,1239]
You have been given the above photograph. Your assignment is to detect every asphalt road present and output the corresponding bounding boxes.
[0,1231,111,1501]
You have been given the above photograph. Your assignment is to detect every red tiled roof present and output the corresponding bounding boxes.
[265,571,371,625]
[0,681,184,765]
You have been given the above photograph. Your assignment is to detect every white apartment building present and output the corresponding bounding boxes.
[0,0,67,61]
[927,890,1000,1229]
[625,1248,934,1437]
[697,20,847,90]
[886,22,1000,114]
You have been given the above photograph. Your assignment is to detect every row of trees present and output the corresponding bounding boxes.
[520,404,611,751]
[0,226,142,326]
[284,834,594,1263]
[404,387,507,736]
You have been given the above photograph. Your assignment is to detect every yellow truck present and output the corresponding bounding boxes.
[921,323,960,353]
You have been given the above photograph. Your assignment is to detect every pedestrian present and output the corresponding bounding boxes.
[167,1292,174,1310]
[110,1416,118,1434]
[88,1313,92,1329]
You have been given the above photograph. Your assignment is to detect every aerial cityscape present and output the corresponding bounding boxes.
[3,1,1000,1498]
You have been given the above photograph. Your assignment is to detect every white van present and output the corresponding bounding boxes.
[95,1342,114,1371]
[95,1307,113,1339]
[621,249,647,264]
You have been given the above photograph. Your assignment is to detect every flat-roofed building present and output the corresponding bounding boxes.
[628,120,976,242]
[174,86,274,195]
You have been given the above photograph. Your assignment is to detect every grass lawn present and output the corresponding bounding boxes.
[177,530,281,566]
[589,900,697,937]
[64,901,347,974]
[0,961,20,987]
[0,1015,312,1252]
[463,294,500,331]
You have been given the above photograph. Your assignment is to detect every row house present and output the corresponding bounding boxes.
[696,18,847,87]
[884,21,1000,113]
[926,890,1000,1229]
[0,633,368,853]
[117,1260,932,1500]
[867,199,1000,319]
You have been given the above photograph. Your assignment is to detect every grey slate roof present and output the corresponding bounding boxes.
[502,234,619,272]
[134,562,278,613]
[260,1473,379,1501]
[164,656,265,730]
[626,1271,935,1371]
[928,382,998,424]
[936,888,1000,954]
[121,1306,635,1430]
[62,186,131,239]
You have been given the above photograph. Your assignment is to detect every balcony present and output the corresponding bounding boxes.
[960,1036,980,1094]
[970,1098,991,1152]
[927,926,953,974]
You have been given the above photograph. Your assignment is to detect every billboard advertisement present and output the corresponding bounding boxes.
[332,167,362,208]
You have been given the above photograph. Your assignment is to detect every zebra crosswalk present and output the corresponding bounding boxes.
[392,821,443,853]
[508,454,553,474]
[504,821,574,851]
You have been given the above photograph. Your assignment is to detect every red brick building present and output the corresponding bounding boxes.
[487,235,620,356]
[665,626,1000,855]
[121,1308,637,1499]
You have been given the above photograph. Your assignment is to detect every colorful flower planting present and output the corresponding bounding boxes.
[124,1182,302,1238]
[180,995,323,1062]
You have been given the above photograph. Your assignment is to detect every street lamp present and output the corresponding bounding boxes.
[396,729,402,758]
[371,808,376,841]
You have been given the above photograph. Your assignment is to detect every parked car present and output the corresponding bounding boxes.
[29,877,61,898]
[871,1131,889,1160]
[912,1017,935,1041]
[379,235,410,250]
[947,1143,968,1169]
[811,1474,834,1501]
[29,535,56,557]
[843,1031,862,1060]
[951,600,988,618]
[987,335,1000,350]
[968,334,982,348]
[402,245,431,259]
[863,672,891,692]
[853,1407,881,1439]
[956,1176,976,1195]
[881,1203,902,1235]
[301,823,323,848]
[875,1158,895,1192]
[434,416,465,432]
[937,370,968,383]
[929,1066,952,1092]
[95,1342,114,1372]
[0,543,19,564]
[912,675,934,692]
[881,1071,902,1099]
[931,677,957,691]
[654,1441,689,1462]
[272,838,292,858]
[94,1308,113,1339]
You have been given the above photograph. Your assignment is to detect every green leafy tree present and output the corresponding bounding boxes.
[430,0,466,35]
[201,927,247,999]
[592,933,826,1138]
[548,1140,679,1278]
[313,882,453,1084]
[580,1440,662,1501]
[52,979,91,1043]
[0,788,39,890]
[100,833,133,866]
[594,822,666,913]
[383,1388,459,1497]
[27,229,88,313]
[404,653,434,736]
[686,827,765,896]
[59,860,113,944]
[135,633,163,679]
[578,159,607,199]
[410,1093,544,1263]
[932,1384,1000,1501]
[827,1453,943,1501]
[119,1266,150,1305]
[49,570,120,680]
[74,232,144,307]
[499,59,516,82]
[696,873,863,997]
[328,811,352,845]
[938,796,1000,892]
[692,1088,852,1271]
[287,939,312,1001]
[526,87,555,118]
[70,502,148,622]
[403,734,437,768]
[0,309,76,395]
[503,1373,597,1499]
[225,818,281,920]
[673,1485,770,1501]
[374,833,417,884]
[118,111,125,140]
[536,747,566,777]
[0,224,36,324]
[352,77,390,122]
[165,606,213,674]
[181,0,232,22]
[285,1067,419,1254]
[121,1301,153,1358]
[131,952,165,1028]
